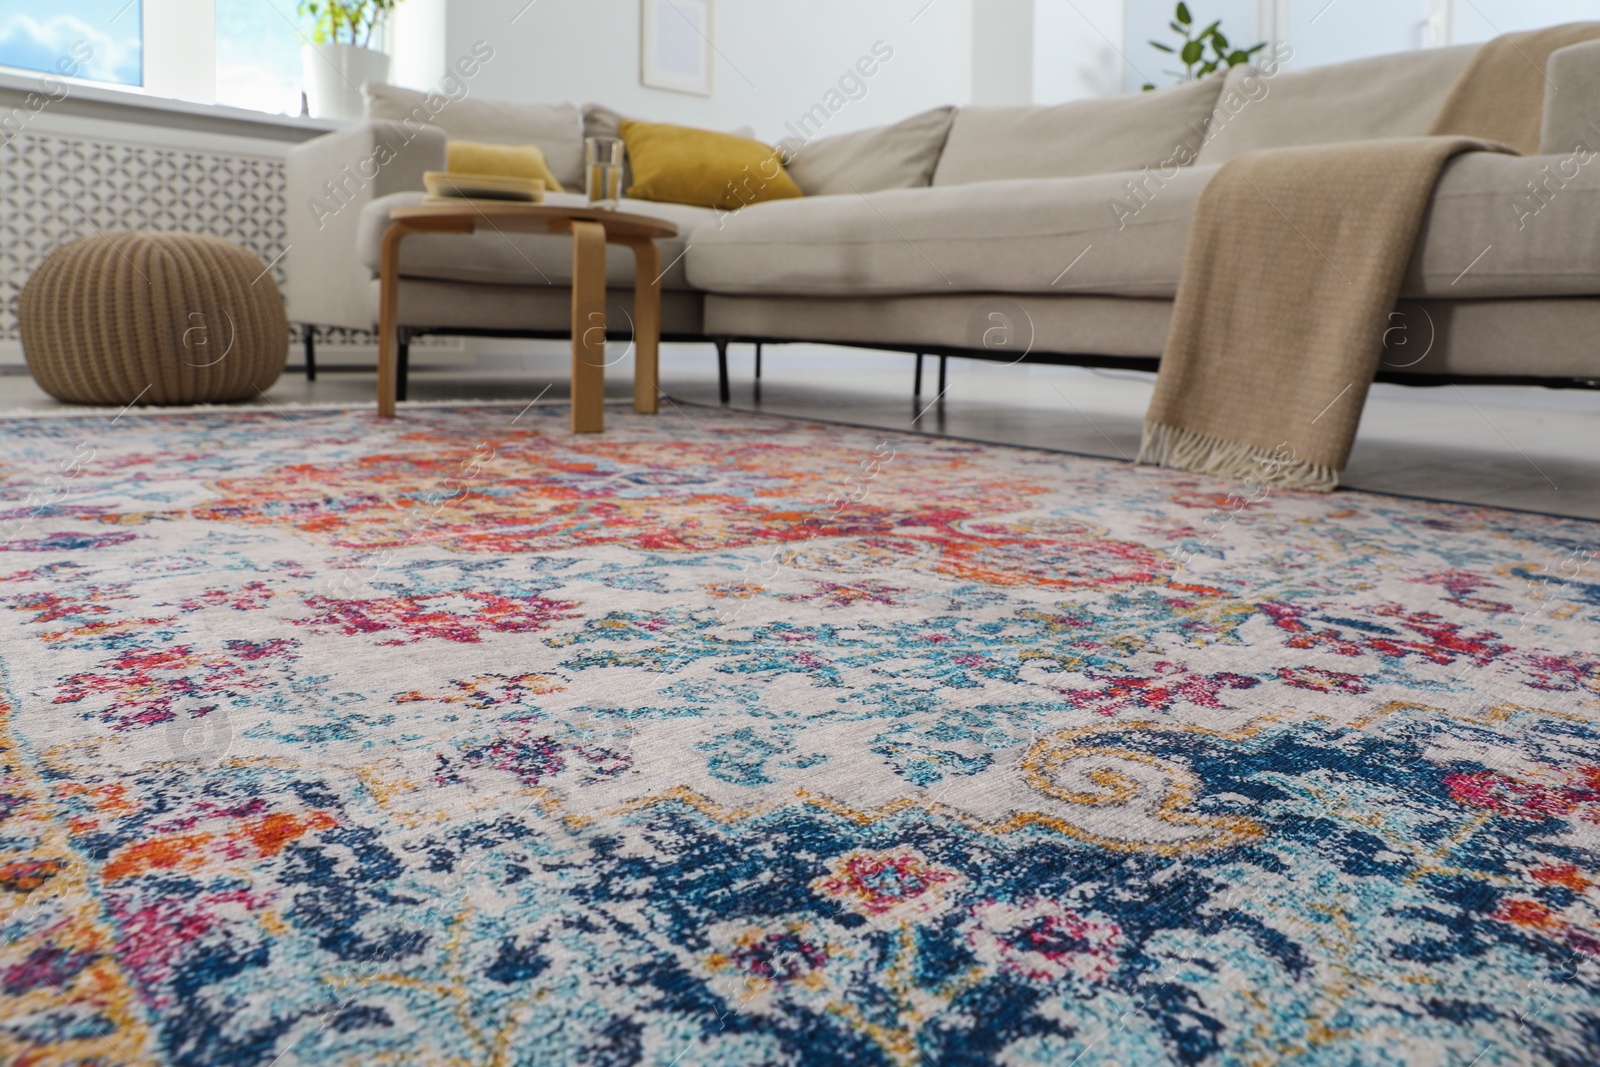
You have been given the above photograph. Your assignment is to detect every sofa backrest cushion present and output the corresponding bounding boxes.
[364,83,584,190]
[1542,38,1600,154]
[775,106,956,196]
[931,79,1224,187]
[1196,45,1478,165]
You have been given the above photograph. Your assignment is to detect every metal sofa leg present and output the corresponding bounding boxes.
[913,353,923,399]
[397,330,411,403]
[716,339,730,404]
[938,354,948,397]
[755,342,763,380]
[304,326,316,381]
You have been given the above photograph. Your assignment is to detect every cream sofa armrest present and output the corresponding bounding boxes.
[284,120,448,330]
[1542,39,1600,156]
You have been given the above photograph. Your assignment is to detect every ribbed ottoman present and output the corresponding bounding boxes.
[18,232,289,405]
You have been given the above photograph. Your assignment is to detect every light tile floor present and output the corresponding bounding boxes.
[3,341,1596,520]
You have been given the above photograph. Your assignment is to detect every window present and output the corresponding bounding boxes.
[0,0,143,86]
[1274,1,1430,72]
[214,0,308,116]
[1450,0,1599,45]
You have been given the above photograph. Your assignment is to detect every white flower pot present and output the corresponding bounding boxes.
[302,43,391,121]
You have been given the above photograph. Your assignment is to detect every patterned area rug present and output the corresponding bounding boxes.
[1,401,1596,1066]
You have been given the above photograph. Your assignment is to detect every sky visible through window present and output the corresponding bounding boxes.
[0,0,142,86]
[215,0,309,116]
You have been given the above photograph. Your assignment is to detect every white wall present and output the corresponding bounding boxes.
[1033,0,1124,103]
[390,0,450,92]
[972,0,1034,104]
[445,0,974,142]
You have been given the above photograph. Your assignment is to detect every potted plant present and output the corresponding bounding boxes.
[1142,3,1265,90]
[299,0,404,120]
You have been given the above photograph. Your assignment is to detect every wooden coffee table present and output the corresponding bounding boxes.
[376,201,679,431]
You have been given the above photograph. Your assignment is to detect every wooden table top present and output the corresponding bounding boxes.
[390,200,679,240]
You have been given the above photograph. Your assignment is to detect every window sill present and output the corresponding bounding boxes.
[0,70,347,143]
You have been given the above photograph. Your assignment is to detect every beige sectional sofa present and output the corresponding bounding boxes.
[284,38,1600,398]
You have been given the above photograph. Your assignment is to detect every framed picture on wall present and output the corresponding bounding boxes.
[641,0,713,96]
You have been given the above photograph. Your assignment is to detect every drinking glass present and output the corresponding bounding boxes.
[585,137,625,209]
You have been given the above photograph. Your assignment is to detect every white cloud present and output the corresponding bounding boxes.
[0,13,141,86]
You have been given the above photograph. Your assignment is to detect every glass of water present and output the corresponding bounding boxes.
[585,137,625,209]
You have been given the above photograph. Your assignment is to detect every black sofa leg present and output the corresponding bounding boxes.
[937,354,948,398]
[913,353,923,399]
[397,331,411,403]
[716,339,730,404]
[304,326,316,381]
[754,342,763,380]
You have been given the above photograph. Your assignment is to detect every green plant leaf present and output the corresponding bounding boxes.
[1227,50,1249,65]
[1211,30,1229,50]
[1170,21,1187,34]
[1142,83,1157,91]
[1150,41,1176,53]
[1176,2,1192,25]
[1181,40,1204,65]
[1244,42,1267,55]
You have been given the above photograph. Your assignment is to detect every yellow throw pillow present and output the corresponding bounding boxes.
[618,120,803,210]
[446,141,564,193]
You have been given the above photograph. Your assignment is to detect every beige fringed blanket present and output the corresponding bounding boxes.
[1138,24,1600,491]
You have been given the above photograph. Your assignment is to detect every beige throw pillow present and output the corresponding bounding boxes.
[931,79,1225,187]
[774,106,956,196]
[363,83,584,190]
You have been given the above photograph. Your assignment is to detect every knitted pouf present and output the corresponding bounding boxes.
[18,231,289,405]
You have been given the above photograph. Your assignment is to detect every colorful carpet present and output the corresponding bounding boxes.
[0,400,1597,1066]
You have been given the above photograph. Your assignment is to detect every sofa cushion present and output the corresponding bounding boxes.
[356,191,709,291]
[685,149,1600,302]
[1542,38,1600,154]
[1196,45,1478,165]
[1404,150,1600,299]
[363,83,584,190]
[583,103,759,192]
[777,107,956,195]
[931,79,1224,187]
[685,168,1216,298]
[619,120,803,209]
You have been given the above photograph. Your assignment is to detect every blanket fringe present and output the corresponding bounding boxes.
[1136,421,1340,492]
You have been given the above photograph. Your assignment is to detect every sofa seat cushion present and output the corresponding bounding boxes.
[1405,150,1600,299]
[356,192,709,291]
[685,168,1216,299]
[1197,45,1478,165]
[687,150,1600,302]
[932,79,1224,186]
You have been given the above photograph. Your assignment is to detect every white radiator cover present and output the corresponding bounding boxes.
[0,109,465,368]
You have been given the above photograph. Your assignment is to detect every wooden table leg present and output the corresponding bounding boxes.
[570,220,607,433]
[631,240,661,415]
[376,223,410,418]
